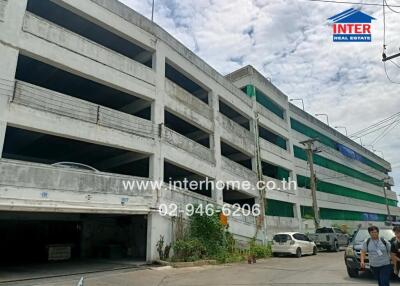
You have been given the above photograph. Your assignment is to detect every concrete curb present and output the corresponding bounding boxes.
[154,259,217,268]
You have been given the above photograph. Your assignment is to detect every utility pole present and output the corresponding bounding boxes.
[382,178,391,221]
[254,112,267,244]
[300,139,320,230]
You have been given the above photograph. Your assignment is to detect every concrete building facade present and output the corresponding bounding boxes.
[0,0,397,263]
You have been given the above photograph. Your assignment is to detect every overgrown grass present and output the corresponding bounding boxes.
[171,211,272,263]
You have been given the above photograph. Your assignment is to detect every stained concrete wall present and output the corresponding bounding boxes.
[0,0,397,264]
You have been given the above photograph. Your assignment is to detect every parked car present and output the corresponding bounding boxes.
[344,227,395,278]
[309,227,349,251]
[272,232,317,258]
[51,162,98,172]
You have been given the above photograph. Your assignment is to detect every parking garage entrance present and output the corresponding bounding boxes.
[0,212,147,267]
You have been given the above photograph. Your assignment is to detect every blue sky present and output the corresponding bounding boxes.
[120,0,400,198]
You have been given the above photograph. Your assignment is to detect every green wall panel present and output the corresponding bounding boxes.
[294,145,383,187]
[290,118,388,173]
[297,175,397,206]
[300,206,386,221]
[266,199,294,217]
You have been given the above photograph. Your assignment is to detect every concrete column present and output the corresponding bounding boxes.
[149,41,166,182]
[147,42,172,262]
[0,121,6,157]
[0,0,27,158]
[0,42,20,158]
[0,0,28,45]
[210,91,223,205]
[295,203,303,232]
[146,211,172,262]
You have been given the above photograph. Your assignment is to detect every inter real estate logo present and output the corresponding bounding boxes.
[328,8,375,42]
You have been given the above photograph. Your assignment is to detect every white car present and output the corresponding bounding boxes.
[271,232,317,258]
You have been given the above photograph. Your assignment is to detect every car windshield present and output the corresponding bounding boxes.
[353,229,394,243]
[316,227,333,233]
[273,234,290,242]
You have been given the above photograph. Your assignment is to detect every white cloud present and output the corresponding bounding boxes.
[120,0,400,198]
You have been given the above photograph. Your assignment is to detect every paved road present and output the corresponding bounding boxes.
[5,251,400,286]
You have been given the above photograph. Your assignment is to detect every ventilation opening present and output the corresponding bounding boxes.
[219,99,250,130]
[258,125,287,150]
[3,126,150,177]
[223,188,256,208]
[164,161,212,197]
[16,55,151,119]
[261,161,290,181]
[165,62,209,104]
[221,141,252,170]
[165,110,210,148]
[26,0,154,68]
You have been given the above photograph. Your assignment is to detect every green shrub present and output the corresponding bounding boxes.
[188,210,226,255]
[172,239,207,262]
[250,243,272,258]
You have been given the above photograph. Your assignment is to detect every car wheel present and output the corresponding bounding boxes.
[333,240,339,252]
[312,246,317,255]
[272,252,278,257]
[296,248,302,258]
[346,266,359,278]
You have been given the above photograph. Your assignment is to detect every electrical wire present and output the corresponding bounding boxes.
[369,118,399,145]
[384,61,400,84]
[384,0,400,13]
[302,0,400,7]
[349,116,400,139]
[371,120,400,145]
[382,0,400,83]
[348,112,400,138]
[390,60,400,69]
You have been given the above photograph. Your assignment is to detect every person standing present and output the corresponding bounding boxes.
[360,226,392,286]
[390,226,400,277]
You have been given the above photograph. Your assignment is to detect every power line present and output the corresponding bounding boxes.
[384,0,400,13]
[371,120,400,145]
[303,0,400,7]
[384,61,400,84]
[390,60,400,69]
[382,0,400,80]
[349,112,400,138]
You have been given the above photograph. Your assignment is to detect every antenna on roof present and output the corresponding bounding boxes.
[151,0,155,22]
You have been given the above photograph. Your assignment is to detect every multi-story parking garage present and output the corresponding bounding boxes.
[0,0,397,264]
